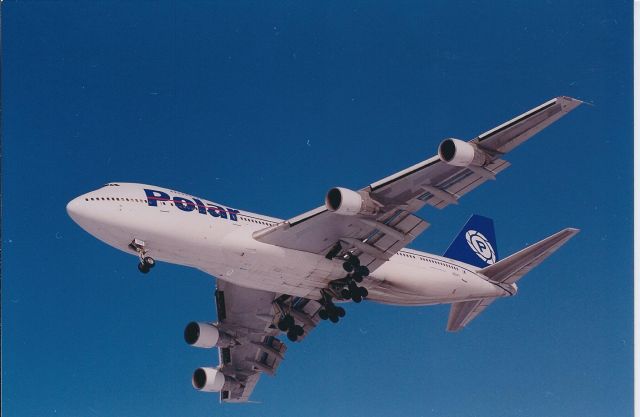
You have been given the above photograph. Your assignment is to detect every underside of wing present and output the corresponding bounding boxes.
[196,279,322,403]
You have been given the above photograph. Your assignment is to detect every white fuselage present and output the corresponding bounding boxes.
[66,183,513,305]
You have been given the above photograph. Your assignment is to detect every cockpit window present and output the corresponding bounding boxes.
[102,183,120,187]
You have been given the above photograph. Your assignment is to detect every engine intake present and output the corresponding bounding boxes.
[325,187,379,216]
[438,138,488,167]
[192,367,226,392]
[184,322,232,348]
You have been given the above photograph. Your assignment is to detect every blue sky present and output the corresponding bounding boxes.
[3,1,632,416]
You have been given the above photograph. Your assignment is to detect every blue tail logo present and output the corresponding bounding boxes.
[443,215,498,268]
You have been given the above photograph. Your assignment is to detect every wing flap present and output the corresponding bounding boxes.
[211,280,323,403]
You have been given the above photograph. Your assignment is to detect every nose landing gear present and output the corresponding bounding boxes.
[137,256,156,274]
[129,239,156,274]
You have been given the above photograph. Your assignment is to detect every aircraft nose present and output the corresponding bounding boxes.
[66,196,87,224]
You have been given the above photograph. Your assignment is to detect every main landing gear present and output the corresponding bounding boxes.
[129,239,156,274]
[318,253,370,323]
[277,314,305,342]
[339,254,369,303]
[317,292,346,323]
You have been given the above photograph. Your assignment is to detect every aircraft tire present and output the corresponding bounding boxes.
[143,256,155,268]
[356,265,369,277]
[138,262,150,274]
[277,319,289,331]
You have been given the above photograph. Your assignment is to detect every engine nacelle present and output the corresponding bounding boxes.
[184,322,232,348]
[192,367,226,392]
[325,187,379,216]
[438,138,488,167]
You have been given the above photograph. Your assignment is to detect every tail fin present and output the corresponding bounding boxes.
[443,215,498,268]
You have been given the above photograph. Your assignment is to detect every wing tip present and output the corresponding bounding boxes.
[557,96,585,111]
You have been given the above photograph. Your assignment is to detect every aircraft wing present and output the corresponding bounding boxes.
[254,97,581,275]
[211,279,322,403]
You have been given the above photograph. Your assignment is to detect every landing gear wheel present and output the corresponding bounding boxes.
[342,261,354,273]
[293,325,304,336]
[287,330,299,342]
[356,265,369,277]
[143,256,155,268]
[278,314,295,331]
[329,313,339,323]
[318,309,329,320]
[137,262,150,274]
[335,306,346,317]
[340,288,352,299]
[349,256,360,267]
[278,319,289,332]
[352,294,362,303]
[352,273,363,283]
[359,287,369,298]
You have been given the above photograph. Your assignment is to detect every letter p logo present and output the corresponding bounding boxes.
[144,189,170,207]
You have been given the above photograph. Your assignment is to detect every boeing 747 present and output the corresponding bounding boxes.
[67,96,582,402]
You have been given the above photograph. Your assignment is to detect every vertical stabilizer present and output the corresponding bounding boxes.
[443,215,498,268]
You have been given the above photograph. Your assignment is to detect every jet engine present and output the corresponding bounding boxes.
[325,187,379,216]
[184,322,232,348]
[192,367,226,392]
[438,138,488,167]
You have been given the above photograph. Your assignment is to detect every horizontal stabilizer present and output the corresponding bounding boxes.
[447,227,579,332]
[447,297,497,332]
[479,228,579,284]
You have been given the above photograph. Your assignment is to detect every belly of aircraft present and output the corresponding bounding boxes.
[84,205,504,305]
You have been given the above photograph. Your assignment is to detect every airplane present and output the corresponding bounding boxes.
[66,96,582,403]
